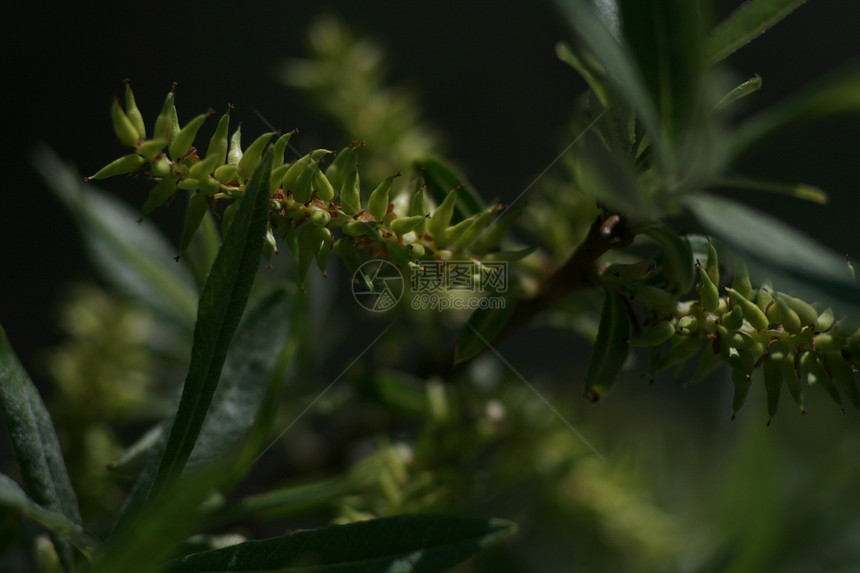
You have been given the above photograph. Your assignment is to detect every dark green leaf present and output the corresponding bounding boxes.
[619,0,705,145]
[707,0,809,64]
[555,0,664,162]
[455,292,519,363]
[33,146,198,332]
[729,60,860,157]
[0,326,82,568]
[414,156,484,223]
[116,150,275,530]
[584,291,631,401]
[685,194,860,317]
[187,288,293,470]
[0,473,99,561]
[166,515,516,573]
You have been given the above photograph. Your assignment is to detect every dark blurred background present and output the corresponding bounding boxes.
[1,0,858,410]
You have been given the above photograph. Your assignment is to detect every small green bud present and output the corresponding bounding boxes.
[198,176,221,195]
[721,305,744,330]
[705,240,720,285]
[339,169,361,217]
[236,131,276,179]
[270,163,290,195]
[188,152,223,180]
[313,226,333,275]
[153,88,177,142]
[781,293,819,326]
[169,110,213,159]
[389,215,427,236]
[343,220,380,239]
[697,263,720,312]
[213,164,239,184]
[452,210,494,251]
[676,315,698,336]
[771,294,802,334]
[313,168,336,203]
[815,308,835,332]
[813,333,843,353]
[206,108,231,165]
[755,284,774,313]
[731,258,752,300]
[87,153,145,180]
[271,130,295,170]
[112,98,140,147]
[136,138,167,160]
[428,187,459,239]
[436,215,475,249]
[227,124,243,164]
[123,81,147,140]
[177,178,201,190]
[140,174,178,218]
[292,158,315,204]
[309,209,331,227]
[367,174,399,220]
[151,157,171,177]
[406,242,425,258]
[726,287,769,331]
[326,142,361,191]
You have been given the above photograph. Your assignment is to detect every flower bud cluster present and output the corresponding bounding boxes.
[91,84,515,286]
[612,233,860,421]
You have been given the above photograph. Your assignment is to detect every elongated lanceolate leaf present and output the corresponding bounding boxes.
[0,473,99,561]
[0,326,82,568]
[584,291,631,401]
[165,515,516,573]
[33,146,198,332]
[117,150,275,530]
[707,0,808,64]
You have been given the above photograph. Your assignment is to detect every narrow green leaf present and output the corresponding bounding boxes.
[165,515,516,573]
[95,467,227,573]
[455,292,519,363]
[619,0,705,145]
[555,0,665,164]
[186,288,293,470]
[729,60,860,157]
[716,75,763,109]
[414,156,484,222]
[707,0,808,64]
[33,146,198,332]
[714,176,828,204]
[117,150,275,529]
[584,291,631,401]
[685,193,860,317]
[0,473,100,561]
[0,327,82,569]
[151,150,275,497]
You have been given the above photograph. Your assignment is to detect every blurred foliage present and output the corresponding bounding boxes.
[3,3,860,573]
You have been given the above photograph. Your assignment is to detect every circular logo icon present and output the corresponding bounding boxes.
[351,260,404,312]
